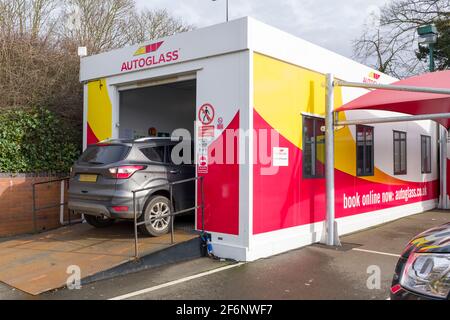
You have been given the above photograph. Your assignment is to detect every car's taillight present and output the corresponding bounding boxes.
[390,284,402,295]
[109,166,145,179]
[112,206,129,212]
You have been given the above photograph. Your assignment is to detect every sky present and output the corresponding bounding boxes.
[135,0,392,59]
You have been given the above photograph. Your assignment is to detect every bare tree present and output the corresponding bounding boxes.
[0,0,193,132]
[0,0,64,111]
[60,0,135,54]
[29,0,60,40]
[353,13,408,76]
[0,0,59,41]
[125,8,193,45]
[353,0,450,78]
[353,22,419,78]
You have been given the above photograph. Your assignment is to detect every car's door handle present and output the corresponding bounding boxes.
[170,170,180,174]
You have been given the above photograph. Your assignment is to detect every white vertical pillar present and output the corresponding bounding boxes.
[444,128,448,209]
[440,125,448,209]
[324,73,341,246]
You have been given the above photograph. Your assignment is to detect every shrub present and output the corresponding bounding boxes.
[0,108,80,174]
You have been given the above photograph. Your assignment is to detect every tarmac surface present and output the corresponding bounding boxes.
[0,209,448,300]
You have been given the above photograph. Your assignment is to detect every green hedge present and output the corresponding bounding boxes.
[0,108,80,173]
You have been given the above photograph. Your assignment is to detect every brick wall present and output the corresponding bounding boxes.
[0,175,75,237]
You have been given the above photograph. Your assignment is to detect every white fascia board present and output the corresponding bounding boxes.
[246,17,398,85]
[80,17,250,82]
[80,16,397,87]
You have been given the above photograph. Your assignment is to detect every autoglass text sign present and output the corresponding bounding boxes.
[120,41,180,72]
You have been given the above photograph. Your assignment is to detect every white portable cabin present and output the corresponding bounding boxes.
[80,17,439,262]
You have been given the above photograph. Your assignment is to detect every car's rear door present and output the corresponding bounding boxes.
[167,142,195,212]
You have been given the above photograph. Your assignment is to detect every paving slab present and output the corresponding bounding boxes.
[0,221,197,295]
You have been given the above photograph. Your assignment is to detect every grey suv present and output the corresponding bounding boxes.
[68,138,195,237]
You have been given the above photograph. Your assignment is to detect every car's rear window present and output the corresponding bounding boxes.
[79,145,130,165]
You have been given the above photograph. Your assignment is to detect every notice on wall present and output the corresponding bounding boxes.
[197,125,215,174]
[273,147,289,167]
[199,126,215,139]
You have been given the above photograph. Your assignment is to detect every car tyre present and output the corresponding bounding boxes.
[84,214,115,228]
[138,195,172,237]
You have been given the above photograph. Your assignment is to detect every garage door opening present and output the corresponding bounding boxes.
[119,79,196,139]
[119,78,197,234]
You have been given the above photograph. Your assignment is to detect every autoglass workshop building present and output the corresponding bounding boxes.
[80,17,441,261]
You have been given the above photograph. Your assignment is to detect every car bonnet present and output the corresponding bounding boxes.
[402,223,450,258]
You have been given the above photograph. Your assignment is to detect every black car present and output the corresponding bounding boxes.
[68,137,195,237]
[390,222,450,300]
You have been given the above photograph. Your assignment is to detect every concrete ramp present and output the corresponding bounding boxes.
[0,222,198,295]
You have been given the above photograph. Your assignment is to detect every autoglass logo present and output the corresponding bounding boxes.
[368,72,381,80]
[121,41,179,72]
[363,71,381,84]
[133,41,164,56]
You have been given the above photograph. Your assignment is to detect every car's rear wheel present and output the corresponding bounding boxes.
[138,195,172,237]
[84,214,115,228]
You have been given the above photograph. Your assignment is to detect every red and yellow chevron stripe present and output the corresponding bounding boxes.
[134,41,164,56]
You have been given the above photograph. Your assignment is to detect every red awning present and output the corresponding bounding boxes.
[336,70,450,129]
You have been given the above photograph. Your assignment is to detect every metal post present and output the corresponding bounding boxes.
[226,0,229,22]
[444,129,448,209]
[336,112,450,126]
[59,180,65,226]
[324,73,340,246]
[429,43,435,72]
[32,184,37,234]
[440,126,448,209]
[213,0,229,22]
[67,179,72,225]
[439,125,442,209]
[133,192,138,259]
[170,185,174,245]
[334,80,450,95]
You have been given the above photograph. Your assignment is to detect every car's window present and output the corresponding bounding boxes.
[79,145,130,165]
[140,146,166,163]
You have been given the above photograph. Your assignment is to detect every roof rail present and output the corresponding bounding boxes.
[134,136,182,143]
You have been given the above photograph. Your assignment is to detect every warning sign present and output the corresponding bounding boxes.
[198,104,215,125]
[217,117,224,130]
[198,155,208,174]
[197,111,215,174]
[199,125,215,138]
